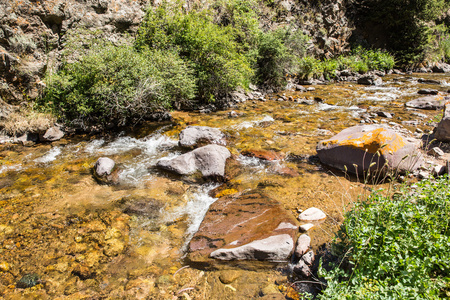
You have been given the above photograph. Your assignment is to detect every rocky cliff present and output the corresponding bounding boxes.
[0,0,353,104]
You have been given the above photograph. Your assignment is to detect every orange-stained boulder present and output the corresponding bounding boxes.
[186,192,299,267]
[316,125,423,175]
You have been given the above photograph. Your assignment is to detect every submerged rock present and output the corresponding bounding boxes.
[156,144,231,180]
[316,125,423,175]
[179,126,226,148]
[435,102,450,142]
[187,192,299,266]
[241,149,284,161]
[16,273,41,289]
[406,96,447,110]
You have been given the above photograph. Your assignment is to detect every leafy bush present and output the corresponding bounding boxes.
[136,1,253,102]
[297,47,395,79]
[319,176,450,299]
[256,27,310,86]
[40,44,196,129]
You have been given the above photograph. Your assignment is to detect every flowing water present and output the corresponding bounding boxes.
[0,74,446,299]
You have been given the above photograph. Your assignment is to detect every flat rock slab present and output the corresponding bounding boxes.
[406,96,448,110]
[179,126,226,148]
[316,125,423,175]
[156,144,231,180]
[187,192,299,267]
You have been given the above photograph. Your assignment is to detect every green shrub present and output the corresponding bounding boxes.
[136,1,253,102]
[40,45,196,128]
[256,27,309,86]
[319,175,450,299]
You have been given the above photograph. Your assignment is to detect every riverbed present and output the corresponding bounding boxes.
[0,73,447,299]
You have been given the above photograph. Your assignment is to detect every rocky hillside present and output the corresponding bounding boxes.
[0,0,353,104]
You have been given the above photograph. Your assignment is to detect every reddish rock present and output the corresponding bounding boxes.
[186,192,299,267]
[241,149,284,161]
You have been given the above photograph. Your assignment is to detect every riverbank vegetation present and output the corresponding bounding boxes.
[319,175,450,299]
[38,0,397,129]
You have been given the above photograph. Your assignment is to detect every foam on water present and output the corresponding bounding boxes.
[165,183,220,249]
[0,164,22,174]
[34,146,62,163]
[232,115,274,130]
[83,133,178,185]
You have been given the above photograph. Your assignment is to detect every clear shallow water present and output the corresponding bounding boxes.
[0,73,446,299]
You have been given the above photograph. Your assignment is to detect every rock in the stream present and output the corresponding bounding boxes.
[94,157,120,184]
[187,192,299,266]
[156,144,231,180]
[39,126,64,142]
[298,207,326,221]
[179,126,226,148]
[210,234,294,261]
[435,102,450,142]
[357,74,382,86]
[418,78,442,85]
[316,125,423,175]
[418,89,439,95]
[406,96,447,110]
[295,234,311,258]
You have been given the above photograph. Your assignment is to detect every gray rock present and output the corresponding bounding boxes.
[316,125,424,175]
[94,157,115,177]
[377,111,393,118]
[179,126,226,148]
[357,75,382,86]
[293,260,311,277]
[406,96,447,110]
[156,144,231,179]
[40,126,64,142]
[418,89,439,95]
[299,223,314,232]
[427,147,444,157]
[210,234,294,262]
[432,164,446,176]
[435,102,450,142]
[299,207,326,221]
[295,234,311,258]
[432,63,450,73]
[302,250,315,266]
[418,78,442,85]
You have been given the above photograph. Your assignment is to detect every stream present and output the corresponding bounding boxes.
[0,73,447,299]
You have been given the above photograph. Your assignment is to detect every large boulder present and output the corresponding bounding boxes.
[179,126,226,148]
[156,144,231,180]
[187,192,299,266]
[435,102,450,142]
[406,96,447,110]
[316,125,423,175]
